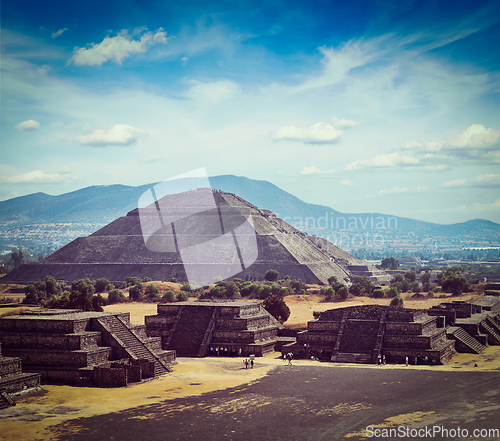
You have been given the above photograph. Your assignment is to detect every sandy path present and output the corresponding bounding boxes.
[2,348,500,441]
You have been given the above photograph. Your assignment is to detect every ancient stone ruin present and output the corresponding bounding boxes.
[0,309,175,387]
[145,301,293,357]
[284,296,500,365]
[0,341,40,409]
[3,189,387,285]
[283,304,456,364]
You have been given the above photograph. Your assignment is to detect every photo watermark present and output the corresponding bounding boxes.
[137,168,258,286]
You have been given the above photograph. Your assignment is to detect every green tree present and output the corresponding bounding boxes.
[336,285,349,300]
[290,279,307,294]
[264,269,279,282]
[349,276,374,296]
[262,294,290,324]
[420,272,432,291]
[381,257,399,270]
[404,271,417,283]
[161,290,176,302]
[176,291,189,302]
[129,285,142,301]
[372,288,385,299]
[390,295,404,307]
[145,283,160,299]
[95,278,112,293]
[257,284,272,299]
[327,275,338,286]
[108,289,126,304]
[320,286,335,301]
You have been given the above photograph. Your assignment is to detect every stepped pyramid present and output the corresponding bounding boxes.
[4,188,381,285]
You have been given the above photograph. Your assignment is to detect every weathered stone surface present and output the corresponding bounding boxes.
[145,301,289,357]
[0,310,176,387]
[3,189,386,285]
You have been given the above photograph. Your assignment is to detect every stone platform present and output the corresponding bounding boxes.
[0,341,40,409]
[145,301,290,357]
[282,305,456,365]
[0,309,176,387]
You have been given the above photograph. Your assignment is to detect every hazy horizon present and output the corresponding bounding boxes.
[1,0,499,225]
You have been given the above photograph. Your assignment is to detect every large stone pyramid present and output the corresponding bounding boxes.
[4,189,382,285]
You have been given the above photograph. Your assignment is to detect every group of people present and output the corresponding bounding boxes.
[377,353,437,365]
[210,347,242,357]
[242,358,254,369]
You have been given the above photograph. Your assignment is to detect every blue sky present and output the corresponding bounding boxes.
[1,0,500,224]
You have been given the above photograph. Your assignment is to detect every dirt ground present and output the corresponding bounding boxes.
[0,291,496,441]
[2,349,500,441]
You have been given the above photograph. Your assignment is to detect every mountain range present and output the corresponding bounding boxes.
[1,175,499,250]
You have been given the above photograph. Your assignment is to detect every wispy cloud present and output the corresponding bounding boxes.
[70,28,168,66]
[346,153,419,170]
[299,166,335,175]
[51,28,67,38]
[442,178,467,188]
[0,169,74,184]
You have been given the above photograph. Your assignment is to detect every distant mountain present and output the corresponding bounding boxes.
[1,175,499,246]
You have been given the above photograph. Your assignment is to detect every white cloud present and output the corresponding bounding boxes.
[0,169,74,184]
[70,28,168,66]
[75,124,143,146]
[52,28,67,39]
[378,187,408,195]
[273,122,343,144]
[475,174,500,184]
[442,178,467,188]
[183,79,240,103]
[330,117,362,129]
[340,179,353,186]
[345,153,419,170]
[424,165,449,171]
[401,124,500,165]
[15,120,40,131]
[299,166,335,175]
[449,124,500,148]
[181,57,188,66]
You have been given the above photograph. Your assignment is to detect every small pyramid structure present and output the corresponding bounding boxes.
[4,189,386,285]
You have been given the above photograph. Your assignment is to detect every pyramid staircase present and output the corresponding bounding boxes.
[446,327,486,354]
[0,342,40,408]
[333,319,379,363]
[167,305,216,357]
[480,317,500,345]
[94,315,173,375]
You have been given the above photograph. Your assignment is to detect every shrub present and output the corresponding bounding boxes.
[410,281,420,293]
[390,295,404,307]
[108,289,126,304]
[162,290,176,302]
[181,282,191,292]
[145,283,160,299]
[336,285,349,300]
[240,283,258,297]
[290,279,307,294]
[95,278,111,293]
[176,291,189,302]
[386,286,400,298]
[327,276,338,286]
[129,285,142,301]
[170,277,178,283]
[257,284,272,299]
[320,286,335,301]
[264,270,279,282]
[372,289,385,299]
